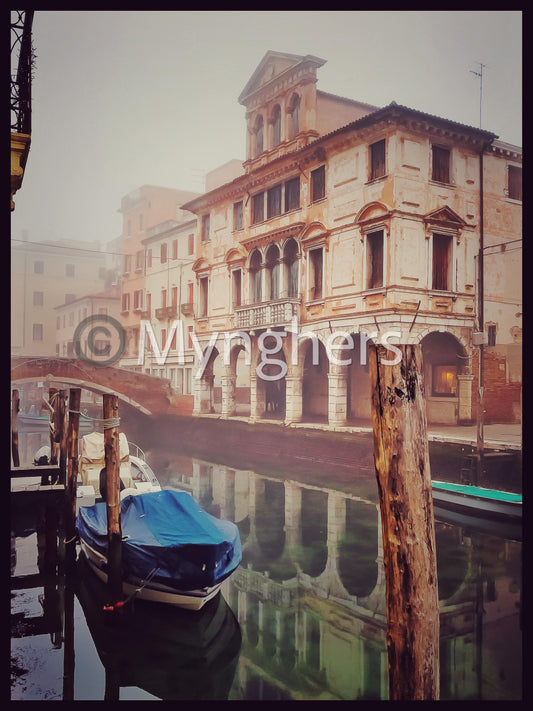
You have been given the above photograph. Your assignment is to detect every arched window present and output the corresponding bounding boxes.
[271,104,281,147]
[254,115,264,157]
[284,239,299,298]
[265,244,280,301]
[249,250,262,303]
[288,94,300,140]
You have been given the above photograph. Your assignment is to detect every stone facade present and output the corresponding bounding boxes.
[179,51,521,426]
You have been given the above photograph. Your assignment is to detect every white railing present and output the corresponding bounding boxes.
[233,298,300,329]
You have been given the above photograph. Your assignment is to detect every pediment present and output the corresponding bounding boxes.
[225,247,246,265]
[356,202,392,226]
[192,258,210,273]
[238,51,326,105]
[423,206,466,229]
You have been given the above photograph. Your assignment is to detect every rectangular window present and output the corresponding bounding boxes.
[508,165,522,200]
[309,248,323,300]
[199,277,209,317]
[188,233,195,254]
[147,249,152,268]
[33,323,43,341]
[34,260,43,274]
[367,231,384,289]
[161,243,167,264]
[432,365,457,397]
[122,293,130,312]
[432,233,452,291]
[188,282,194,306]
[432,145,450,183]
[311,165,326,202]
[487,324,497,346]
[171,286,178,308]
[161,289,167,308]
[135,250,144,271]
[172,239,178,260]
[252,192,264,224]
[370,139,386,180]
[201,214,210,242]
[133,290,143,310]
[232,269,242,308]
[33,291,43,306]
[285,177,300,212]
[233,201,243,231]
[146,293,151,315]
[124,254,132,274]
[188,326,194,350]
[66,263,75,277]
[267,184,282,219]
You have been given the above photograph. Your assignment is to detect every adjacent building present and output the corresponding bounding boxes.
[11,236,109,357]
[180,51,521,426]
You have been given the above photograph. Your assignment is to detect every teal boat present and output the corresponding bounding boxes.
[432,480,522,521]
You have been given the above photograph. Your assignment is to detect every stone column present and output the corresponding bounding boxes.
[284,375,303,424]
[193,374,214,414]
[328,369,348,427]
[221,375,236,417]
[249,374,262,422]
[457,374,474,425]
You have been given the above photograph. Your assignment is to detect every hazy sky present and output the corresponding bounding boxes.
[11,10,522,247]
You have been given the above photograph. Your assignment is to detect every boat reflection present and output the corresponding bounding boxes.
[75,554,242,700]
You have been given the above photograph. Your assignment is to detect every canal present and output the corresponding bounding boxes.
[11,422,522,700]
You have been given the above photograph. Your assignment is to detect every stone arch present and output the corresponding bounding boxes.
[253,113,264,156]
[282,237,300,298]
[270,103,282,147]
[287,92,300,139]
[265,243,281,300]
[420,330,471,424]
[255,333,287,419]
[300,336,329,422]
[248,248,263,303]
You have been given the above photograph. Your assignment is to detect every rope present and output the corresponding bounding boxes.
[103,417,120,430]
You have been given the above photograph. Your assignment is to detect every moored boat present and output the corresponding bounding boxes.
[431,480,522,521]
[77,489,242,611]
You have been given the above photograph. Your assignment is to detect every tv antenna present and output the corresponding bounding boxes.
[470,62,487,128]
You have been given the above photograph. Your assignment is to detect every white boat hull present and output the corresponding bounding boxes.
[79,539,222,611]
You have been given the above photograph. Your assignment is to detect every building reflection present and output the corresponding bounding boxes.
[162,457,521,701]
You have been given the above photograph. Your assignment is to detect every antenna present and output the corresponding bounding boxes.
[470,62,487,129]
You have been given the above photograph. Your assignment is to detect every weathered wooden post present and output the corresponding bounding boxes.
[103,393,122,606]
[65,388,81,567]
[11,389,20,467]
[49,387,60,466]
[58,390,68,486]
[368,343,440,700]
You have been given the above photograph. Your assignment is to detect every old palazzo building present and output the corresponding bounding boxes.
[182,51,522,427]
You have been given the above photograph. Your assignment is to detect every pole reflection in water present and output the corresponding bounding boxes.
[11,430,522,701]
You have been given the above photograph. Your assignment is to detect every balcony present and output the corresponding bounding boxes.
[234,298,300,330]
[180,303,194,316]
[155,306,177,320]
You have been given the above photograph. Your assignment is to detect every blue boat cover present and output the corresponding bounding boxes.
[77,489,242,589]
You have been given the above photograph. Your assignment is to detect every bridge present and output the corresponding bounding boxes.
[10,356,191,416]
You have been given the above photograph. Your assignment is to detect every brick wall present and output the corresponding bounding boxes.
[472,350,522,424]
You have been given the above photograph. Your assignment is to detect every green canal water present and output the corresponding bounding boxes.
[11,429,522,700]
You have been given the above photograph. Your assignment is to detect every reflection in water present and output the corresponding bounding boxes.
[11,435,522,701]
[76,555,241,700]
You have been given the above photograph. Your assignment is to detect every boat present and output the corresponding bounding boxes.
[77,489,242,611]
[431,479,522,521]
[75,554,242,700]
[78,432,161,501]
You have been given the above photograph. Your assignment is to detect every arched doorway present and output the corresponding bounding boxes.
[421,331,469,424]
[301,338,329,423]
[256,334,287,420]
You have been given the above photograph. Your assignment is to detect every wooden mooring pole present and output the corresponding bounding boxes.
[49,387,60,467]
[11,389,20,467]
[368,343,440,700]
[103,394,122,607]
[65,388,81,567]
